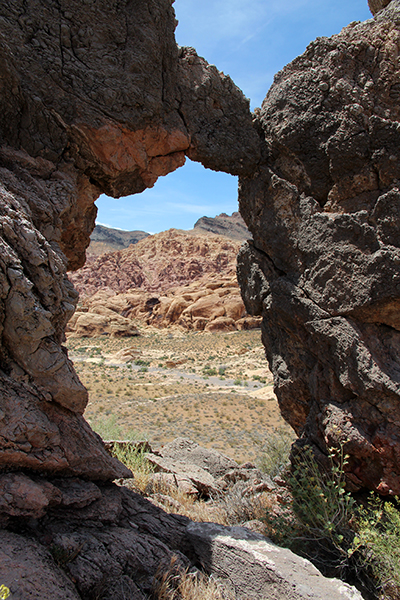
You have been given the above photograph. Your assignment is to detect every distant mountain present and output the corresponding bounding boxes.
[193,211,251,241]
[88,225,149,255]
[71,228,242,298]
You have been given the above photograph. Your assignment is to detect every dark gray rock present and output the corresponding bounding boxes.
[0,530,81,600]
[237,3,400,495]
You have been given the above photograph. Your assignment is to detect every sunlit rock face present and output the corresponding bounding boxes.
[237,2,400,494]
[0,0,259,483]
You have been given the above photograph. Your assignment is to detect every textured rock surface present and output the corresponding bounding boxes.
[238,2,400,494]
[146,437,239,497]
[69,228,242,297]
[187,522,363,600]
[0,481,191,600]
[0,530,81,600]
[368,0,392,15]
[0,0,257,483]
[67,228,262,334]
[67,272,260,336]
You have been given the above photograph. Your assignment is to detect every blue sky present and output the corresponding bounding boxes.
[96,0,372,233]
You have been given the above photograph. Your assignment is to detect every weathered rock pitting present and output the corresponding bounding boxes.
[0,0,258,483]
[237,0,400,494]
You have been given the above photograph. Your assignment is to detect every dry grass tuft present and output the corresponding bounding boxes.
[153,557,235,600]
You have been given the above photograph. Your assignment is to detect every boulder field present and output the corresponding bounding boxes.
[0,0,399,596]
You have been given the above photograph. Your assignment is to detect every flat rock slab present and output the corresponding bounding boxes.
[186,522,364,600]
[146,453,220,495]
[159,438,238,477]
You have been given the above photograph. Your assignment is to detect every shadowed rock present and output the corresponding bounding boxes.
[237,2,400,494]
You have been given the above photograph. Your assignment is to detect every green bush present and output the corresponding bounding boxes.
[89,414,143,442]
[264,442,400,598]
[352,494,400,598]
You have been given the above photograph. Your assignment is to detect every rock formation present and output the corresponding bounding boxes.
[237,0,400,494]
[0,0,259,484]
[1,0,400,594]
[69,228,242,297]
[67,228,260,334]
[67,274,261,337]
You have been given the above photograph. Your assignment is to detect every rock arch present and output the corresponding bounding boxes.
[0,0,400,501]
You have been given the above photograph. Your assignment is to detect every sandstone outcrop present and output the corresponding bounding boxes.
[69,228,242,297]
[67,273,261,336]
[238,1,400,494]
[67,228,261,334]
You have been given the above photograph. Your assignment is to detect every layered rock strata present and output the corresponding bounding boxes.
[238,0,400,494]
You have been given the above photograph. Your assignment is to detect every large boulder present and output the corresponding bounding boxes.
[237,2,400,494]
[186,522,363,600]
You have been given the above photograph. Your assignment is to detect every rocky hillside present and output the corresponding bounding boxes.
[193,211,251,240]
[67,228,258,335]
[88,224,149,255]
[67,274,261,337]
[69,228,242,297]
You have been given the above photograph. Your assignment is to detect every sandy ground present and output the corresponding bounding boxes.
[66,328,294,464]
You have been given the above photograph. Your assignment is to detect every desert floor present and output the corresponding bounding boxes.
[66,328,294,464]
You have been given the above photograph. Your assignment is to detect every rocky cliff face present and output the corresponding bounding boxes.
[70,229,242,297]
[238,0,400,495]
[0,0,259,484]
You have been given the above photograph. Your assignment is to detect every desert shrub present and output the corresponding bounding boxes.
[217,481,270,526]
[89,414,143,442]
[264,442,400,599]
[257,428,294,478]
[112,443,154,492]
[135,359,150,366]
[89,414,123,439]
[352,494,400,599]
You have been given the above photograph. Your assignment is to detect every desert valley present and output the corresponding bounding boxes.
[65,214,289,464]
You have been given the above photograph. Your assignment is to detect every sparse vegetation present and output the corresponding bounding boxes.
[68,329,288,463]
[153,557,235,600]
[263,440,400,599]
